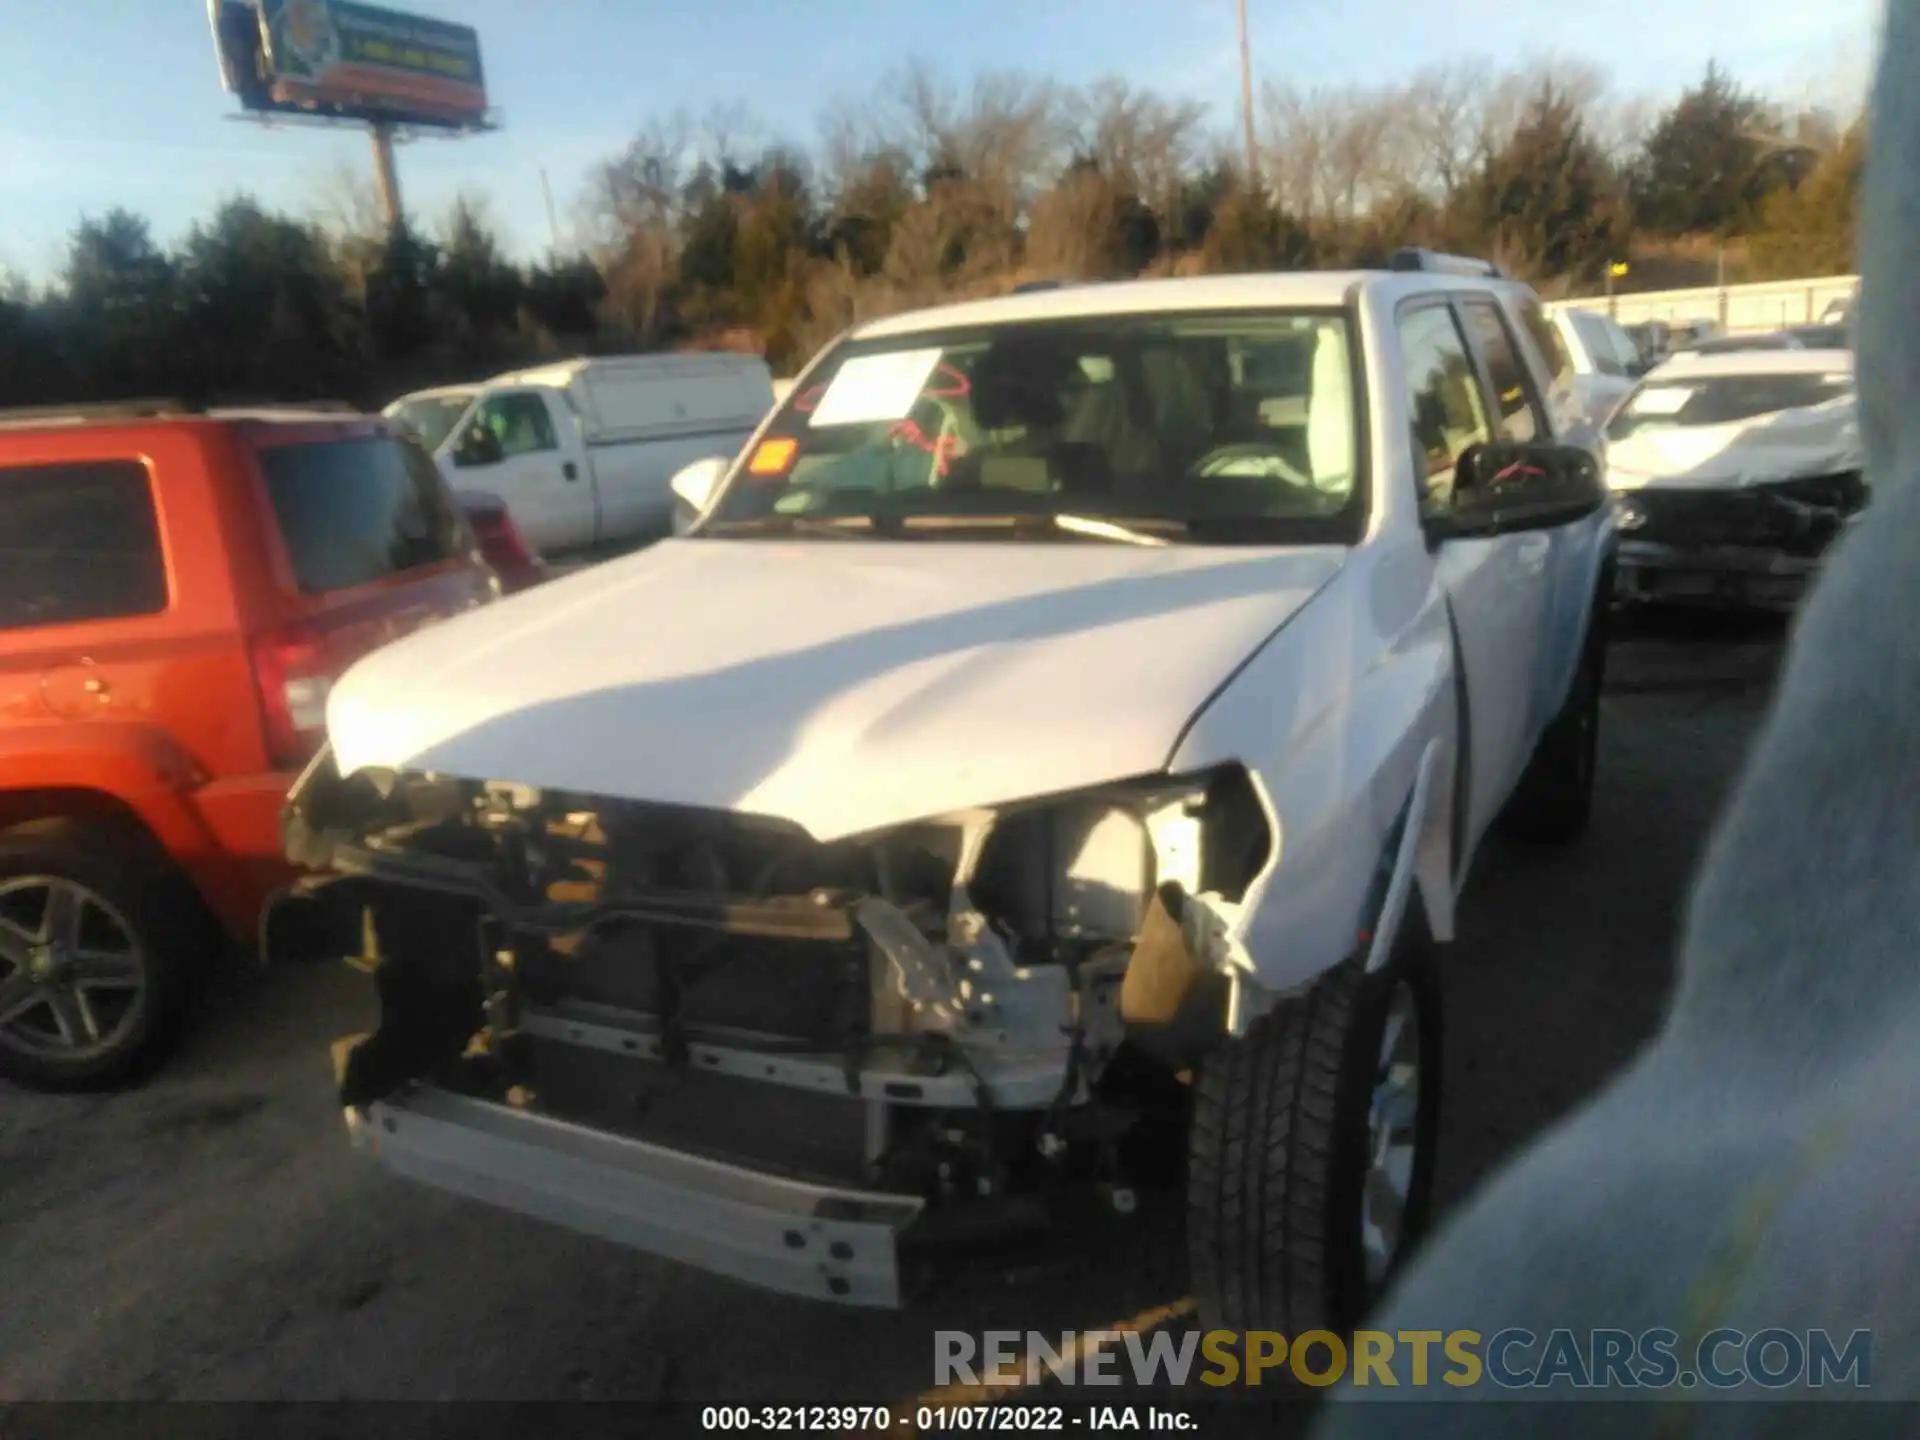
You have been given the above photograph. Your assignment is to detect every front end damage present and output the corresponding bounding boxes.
[275,749,1272,1305]
[1611,469,1869,610]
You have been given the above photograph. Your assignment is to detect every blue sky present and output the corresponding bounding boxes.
[0,0,1879,283]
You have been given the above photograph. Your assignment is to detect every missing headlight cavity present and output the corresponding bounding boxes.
[1195,765,1270,901]
[963,765,1271,957]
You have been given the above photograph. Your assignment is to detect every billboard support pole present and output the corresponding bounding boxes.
[370,121,404,236]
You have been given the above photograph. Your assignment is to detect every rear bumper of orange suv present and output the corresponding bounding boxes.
[186,772,304,942]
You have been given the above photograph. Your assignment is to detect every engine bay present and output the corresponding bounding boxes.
[280,748,1271,1229]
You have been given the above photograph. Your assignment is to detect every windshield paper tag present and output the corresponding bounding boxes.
[1630,386,1696,416]
[809,349,943,427]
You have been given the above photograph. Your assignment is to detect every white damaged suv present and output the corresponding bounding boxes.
[276,251,1616,1334]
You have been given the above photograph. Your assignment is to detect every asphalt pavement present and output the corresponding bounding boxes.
[0,610,1788,1416]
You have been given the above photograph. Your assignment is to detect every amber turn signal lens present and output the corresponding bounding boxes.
[748,437,798,476]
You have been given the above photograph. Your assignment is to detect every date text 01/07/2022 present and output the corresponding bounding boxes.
[698,1404,1201,1431]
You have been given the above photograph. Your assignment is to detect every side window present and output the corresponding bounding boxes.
[1517,298,1576,394]
[1397,304,1493,510]
[1571,312,1627,378]
[1600,318,1644,375]
[1459,298,1545,443]
[0,461,168,631]
[477,393,557,459]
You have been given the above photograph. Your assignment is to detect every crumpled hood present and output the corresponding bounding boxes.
[1607,398,1862,491]
[325,538,1346,841]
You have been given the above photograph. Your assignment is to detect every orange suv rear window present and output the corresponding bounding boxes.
[257,435,465,595]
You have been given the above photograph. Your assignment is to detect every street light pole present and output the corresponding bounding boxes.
[1238,0,1261,195]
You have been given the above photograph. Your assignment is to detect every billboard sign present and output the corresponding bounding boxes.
[210,0,488,130]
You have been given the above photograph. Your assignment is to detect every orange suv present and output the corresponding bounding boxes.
[0,404,498,1090]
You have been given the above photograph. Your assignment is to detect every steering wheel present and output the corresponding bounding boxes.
[1187,441,1316,492]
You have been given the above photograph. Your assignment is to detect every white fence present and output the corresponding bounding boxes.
[1544,275,1858,335]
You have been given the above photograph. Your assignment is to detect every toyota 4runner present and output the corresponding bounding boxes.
[279,252,1616,1332]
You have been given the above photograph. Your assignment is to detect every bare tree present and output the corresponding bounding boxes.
[1026,168,1123,279]
[587,114,701,341]
[1259,81,1330,221]
[1399,62,1486,199]
[1475,55,1610,159]
[1067,78,1207,220]
[1262,81,1400,223]
[1590,91,1660,169]
[313,161,386,246]
[699,102,765,179]
[587,111,696,250]
[885,64,1066,218]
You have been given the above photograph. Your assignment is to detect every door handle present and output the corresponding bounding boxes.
[563,462,579,481]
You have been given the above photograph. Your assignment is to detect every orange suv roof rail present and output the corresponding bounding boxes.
[0,398,363,431]
[0,398,190,428]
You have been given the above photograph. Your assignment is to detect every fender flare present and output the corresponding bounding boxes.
[0,726,223,894]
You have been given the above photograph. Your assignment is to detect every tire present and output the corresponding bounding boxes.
[1187,924,1442,1335]
[0,827,193,1091]
[1501,614,1605,845]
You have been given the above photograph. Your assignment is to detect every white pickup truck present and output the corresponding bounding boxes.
[385,353,774,557]
[1542,306,1649,427]
[278,250,1615,1335]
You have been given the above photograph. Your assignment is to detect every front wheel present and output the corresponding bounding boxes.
[1187,928,1442,1335]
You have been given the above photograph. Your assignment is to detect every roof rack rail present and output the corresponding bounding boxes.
[1012,278,1067,294]
[0,398,191,426]
[1389,247,1506,278]
[232,399,360,413]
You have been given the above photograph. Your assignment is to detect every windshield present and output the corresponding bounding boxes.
[1607,372,1853,441]
[700,311,1362,545]
[389,392,476,453]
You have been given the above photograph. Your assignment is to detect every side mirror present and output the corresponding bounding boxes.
[669,455,728,530]
[1430,441,1607,539]
[453,424,503,468]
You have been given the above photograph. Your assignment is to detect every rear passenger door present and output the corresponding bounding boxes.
[1397,297,1554,858]
[0,458,179,734]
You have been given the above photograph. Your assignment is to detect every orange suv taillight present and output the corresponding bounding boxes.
[249,625,338,770]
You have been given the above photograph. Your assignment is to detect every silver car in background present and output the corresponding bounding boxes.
[1605,348,1863,610]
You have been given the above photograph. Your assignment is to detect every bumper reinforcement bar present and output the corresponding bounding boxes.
[347,1083,924,1306]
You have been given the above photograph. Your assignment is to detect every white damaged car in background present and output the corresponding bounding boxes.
[270,252,1615,1334]
[1606,348,1865,610]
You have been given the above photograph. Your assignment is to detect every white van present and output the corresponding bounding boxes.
[385,353,775,556]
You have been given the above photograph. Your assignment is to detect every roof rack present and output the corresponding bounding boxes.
[0,398,191,427]
[1012,279,1067,294]
[1389,248,1506,279]
[214,399,361,414]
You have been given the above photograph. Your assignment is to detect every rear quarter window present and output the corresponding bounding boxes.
[0,461,168,631]
[1570,312,1628,377]
[257,435,467,595]
[1517,299,1576,394]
